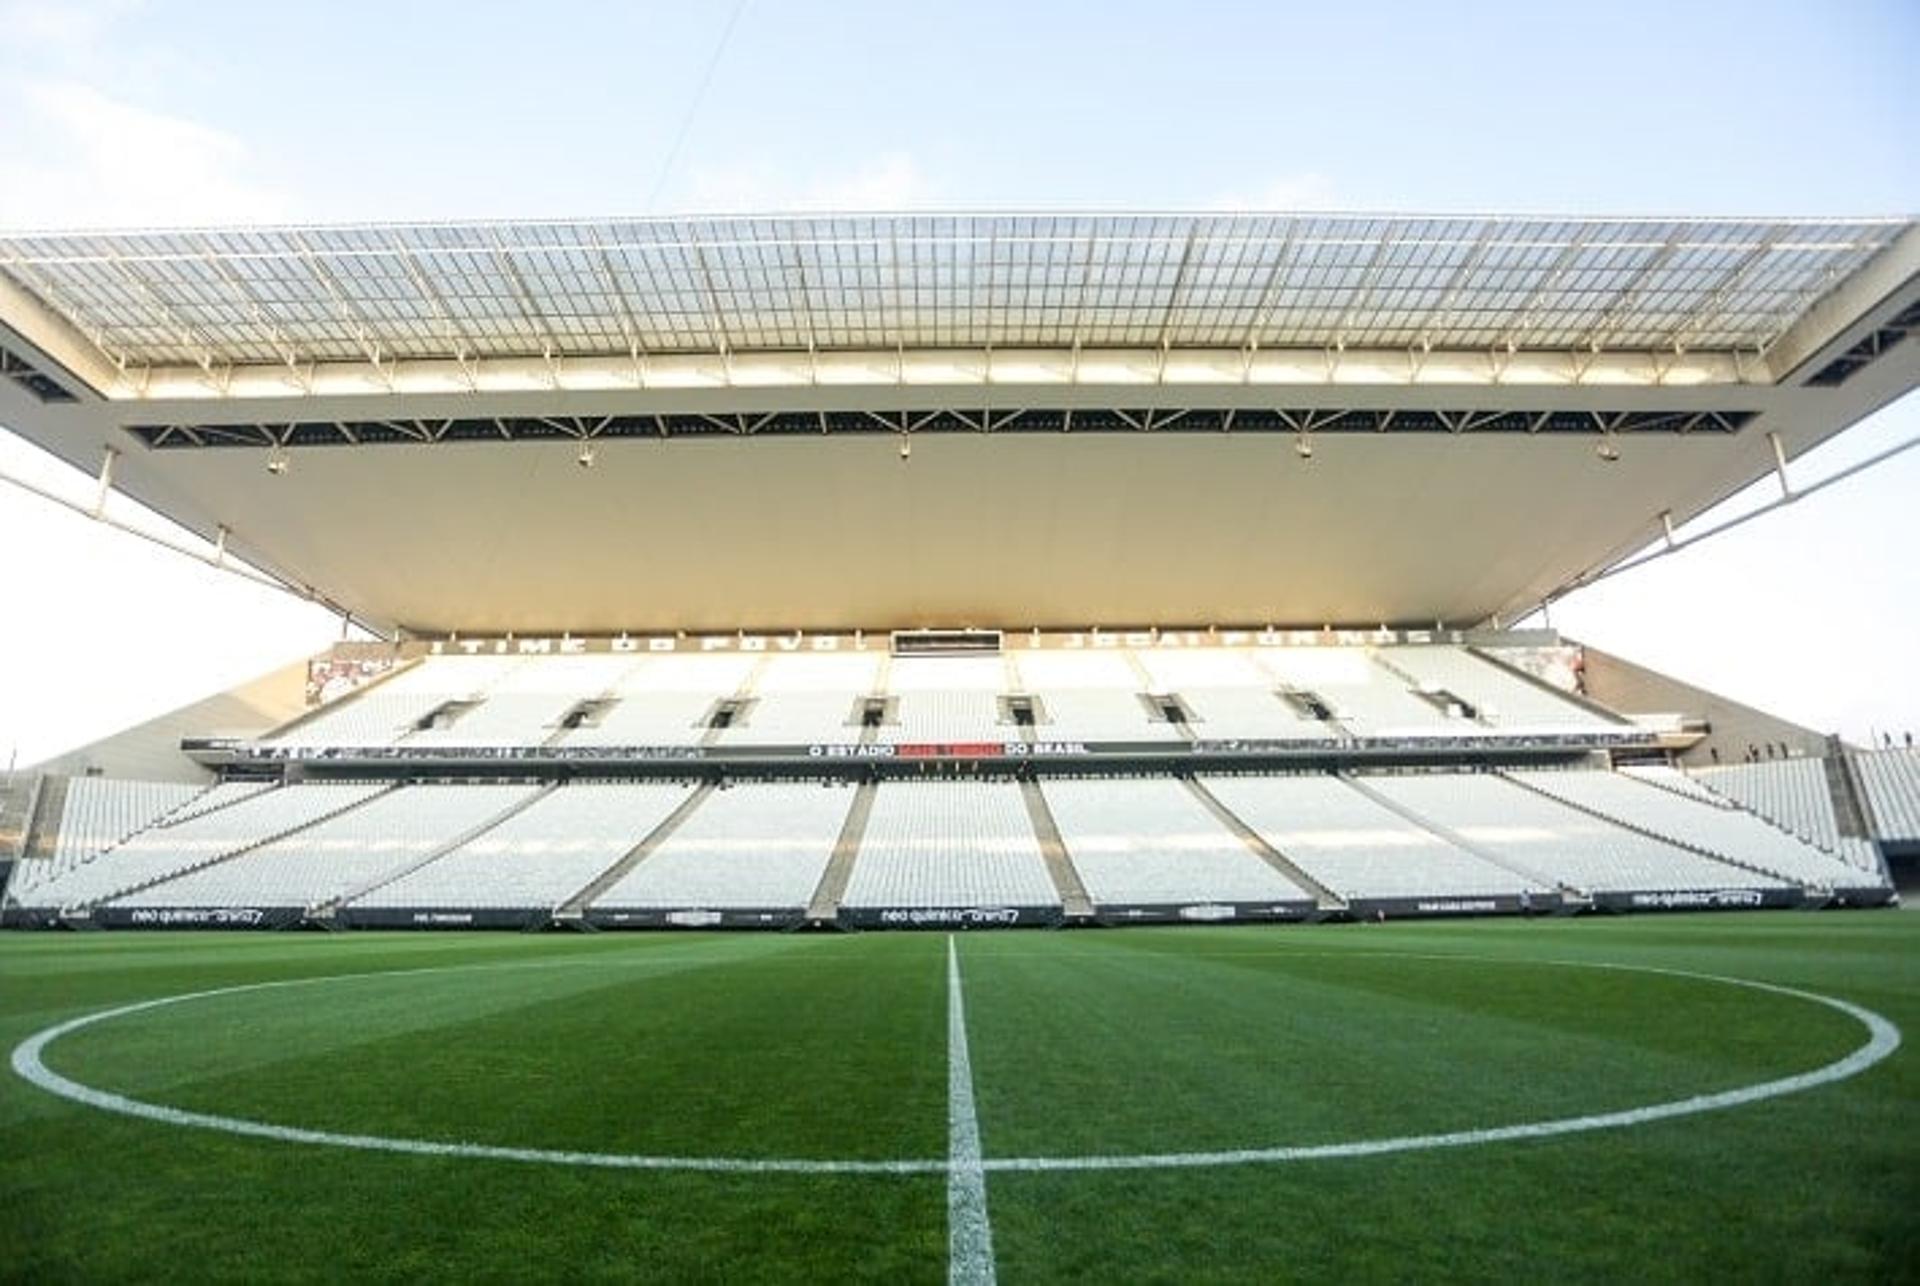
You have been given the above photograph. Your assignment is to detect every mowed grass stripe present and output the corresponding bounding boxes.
[2,914,1914,1283]
[44,932,953,1161]
[960,931,1872,1155]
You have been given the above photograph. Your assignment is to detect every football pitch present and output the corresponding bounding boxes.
[3,913,1914,1282]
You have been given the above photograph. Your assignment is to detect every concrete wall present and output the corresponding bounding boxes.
[28,659,311,784]
[1578,643,1828,767]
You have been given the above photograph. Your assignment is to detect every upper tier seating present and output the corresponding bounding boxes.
[1384,647,1615,731]
[256,645,1636,751]
[717,653,885,744]
[1006,650,1178,743]
[594,781,855,909]
[879,656,1012,744]
[270,656,524,746]
[1511,769,1875,890]
[113,784,538,909]
[350,781,696,909]
[1202,774,1549,900]
[1364,773,1780,894]
[14,784,387,908]
[1042,777,1311,905]
[1854,747,1920,843]
[556,654,759,747]
[1134,648,1333,741]
[1259,649,1458,737]
[407,655,638,745]
[841,781,1058,909]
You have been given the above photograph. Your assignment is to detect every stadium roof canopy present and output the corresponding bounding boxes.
[1,212,1916,636]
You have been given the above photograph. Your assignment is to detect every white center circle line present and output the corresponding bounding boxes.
[9,954,1901,1177]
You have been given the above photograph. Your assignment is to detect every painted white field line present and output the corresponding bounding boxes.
[9,960,942,1176]
[7,954,1901,1178]
[983,965,1902,1173]
[946,935,997,1285]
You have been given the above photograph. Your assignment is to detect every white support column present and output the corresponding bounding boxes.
[91,446,117,518]
[1768,431,1794,499]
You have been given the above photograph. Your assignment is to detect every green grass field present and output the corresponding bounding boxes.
[3,913,1915,1283]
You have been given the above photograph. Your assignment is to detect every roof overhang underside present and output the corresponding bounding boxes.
[0,213,1915,636]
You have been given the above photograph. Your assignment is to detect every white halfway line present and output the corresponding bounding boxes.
[947,935,997,1286]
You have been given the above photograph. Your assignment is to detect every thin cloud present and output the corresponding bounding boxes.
[678,152,937,215]
[1208,172,1341,213]
[0,80,290,229]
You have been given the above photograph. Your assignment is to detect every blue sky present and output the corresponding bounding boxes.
[0,0,1916,763]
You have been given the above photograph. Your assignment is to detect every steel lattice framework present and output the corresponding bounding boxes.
[0,214,1907,378]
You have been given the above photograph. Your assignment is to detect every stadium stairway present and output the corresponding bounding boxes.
[0,774,40,866]
[1340,772,1583,904]
[805,780,879,922]
[1017,779,1095,918]
[1823,740,1877,842]
[1183,778,1346,911]
[18,775,67,867]
[555,782,716,922]
[77,783,405,915]
[1498,771,1809,894]
[1467,646,1632,725]
[1365,650,1487,727]
[322,782,562,919]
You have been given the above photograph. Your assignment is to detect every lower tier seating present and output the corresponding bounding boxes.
[1042,777,1311,905]
[10,766,1889,922]
[1363,773,1783,895]
[1511,769,1867,889]
[1201,774,1550,901]
[350,781,696,910]
[840,781,1059,909]
[594,781,855,909]
[112,784,538,910]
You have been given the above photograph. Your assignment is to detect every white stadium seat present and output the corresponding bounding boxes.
[1043,777,1310,905]
[1202,774,1549,900]
[841,781,1058,909]
[594,781,855,909]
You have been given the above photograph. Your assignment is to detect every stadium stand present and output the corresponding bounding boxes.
[1384,647,1618,732]
[840,781,1059,910]
[1041,777,1311,906]
[407,655,638,745]
[6,777,201,898]
[717,653,884,745]
[1,212,1912,931]
[346,780,696,913]
[557,654,757,747]
[1258,649,1457,737]
[1854,747,1920,842]
[1201,774,1552,905]
[1692,759,1841,847]
[877,656,1011,744]
[13,784,387,910]
[1363,772,1785,897]
[270,657,525,746]
[1685,758,1886,876]
[593,781,855,911]
[1509,769,1870,891]
[111,784,538,910]
[1002,650,1179,743]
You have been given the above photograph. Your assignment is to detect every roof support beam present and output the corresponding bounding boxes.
[291,234,394,386]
